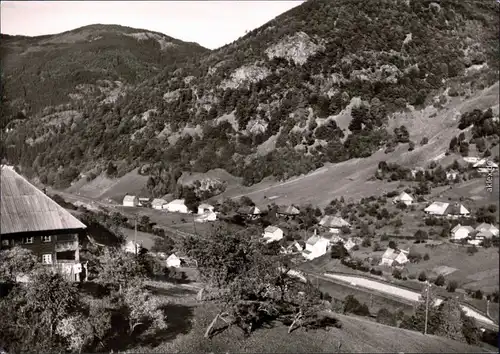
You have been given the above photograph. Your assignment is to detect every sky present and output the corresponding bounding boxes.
[0,1,304,49]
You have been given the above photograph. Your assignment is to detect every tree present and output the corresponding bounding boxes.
[388,240,397,249]
[151,235,175,254]
[392,268,402,279]
[447,280,458,293]
[400,284,440,334]
[120,285,167,335]
[94,250,146,292]
[106,161,117,177]
[414,229,428,243]
[0,269,84,353]
[331,242,348,259]
[423,253,430,261]
[434,274,445,286]
[343,295,370,316]
[376,308,397,326]
[435,297,466,342]
[0,246,38,282]
[418,271,427,282]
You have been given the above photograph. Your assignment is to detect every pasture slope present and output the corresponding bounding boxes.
[215,82,499,208]
[66,82,499,208]
[127,301,495,353]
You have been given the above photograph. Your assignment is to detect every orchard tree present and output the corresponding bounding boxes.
[0,246,38,282]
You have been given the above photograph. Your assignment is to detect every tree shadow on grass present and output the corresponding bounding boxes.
[146,284,198,297]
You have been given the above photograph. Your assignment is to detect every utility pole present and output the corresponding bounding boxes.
[134,216,138,257]
[424,281,430,335]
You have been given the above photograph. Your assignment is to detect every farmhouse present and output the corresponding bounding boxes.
[151,198,167,210]
[166,253,182,268]
[123,240,141,254]
[123,195,139,207]
[475,223,499,237]
[0,166,86,281]
[302,232,330,261]
[195,211,217,223]
[276,205,300,218]
[450,224,474,241]
[392,192,414,206]
[446,170,459,181]
[424,202,470,218]
[198,203,215,215]
[262,226,284,243]
[165,199,189,213]
[473,159,499,174]
[237,205,262,219]
[319,215,351,233]
[379,248,409,267]
[463,157,481,164]
[343,237,362,251]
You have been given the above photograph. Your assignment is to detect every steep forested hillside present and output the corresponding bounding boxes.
[1,0,498,196]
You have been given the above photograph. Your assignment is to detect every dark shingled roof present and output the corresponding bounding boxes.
[1,166,86,235]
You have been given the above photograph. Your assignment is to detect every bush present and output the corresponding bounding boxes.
[388,240,397,249]
[376,308,397,327]
[418,271,427,282]
[447,280,458,292]
[361,237,372,247]
[372,242,382,252]
[423,253,430,261]
[420,137,429,145]
[344,295,370,317]
[473,289,483,300]
[370,268,383,276]
[467,245,478,255]
[408,273,416,280]
[392,268,402,279]
[434,274,445,286]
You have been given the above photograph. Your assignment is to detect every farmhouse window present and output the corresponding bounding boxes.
[1,239,9,246]
[42,254,53,264]
[41,235,51,243]
[23,237,34,244]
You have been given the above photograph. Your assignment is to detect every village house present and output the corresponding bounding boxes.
[276,205,300,219]
[319,215,351,233]
[463,157,481,164]
[392,191,414,206]
[195,210,217,223]
[343,237,362,251]
[302,231,330,261]
[122,195,139,207]
[198,203,215,215]
[164,199,189,213]
[122,240,142,255]
[262,226,284,243]
[475,223,499,237]
[280,241,303,255]
[450,224,475,241]
[0,166,86,281]
[379,248,409,267]
[446,170,459,181]
[410,167,425,179]
[424,201,470,218]
[473,159,499,174]
[237,205,262,220]
[151,198,168,210]
[138,197,151,206]
[166,253,182,268]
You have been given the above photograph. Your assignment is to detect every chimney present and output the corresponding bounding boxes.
[314,229,317,236]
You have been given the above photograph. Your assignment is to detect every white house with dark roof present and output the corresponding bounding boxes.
[446,170,459,181]
[195,210,217,223]
[123,195,139,207]
[450,224,474,241]
[302,232,330,260]
[198,203,215,215]
[392,192,414,206]
[262,226,284,243]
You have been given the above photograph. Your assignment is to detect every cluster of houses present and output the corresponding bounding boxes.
[122,195,218,223]
[450,223,499,245]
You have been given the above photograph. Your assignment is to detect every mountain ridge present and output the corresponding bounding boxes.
[1,0,498,199]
